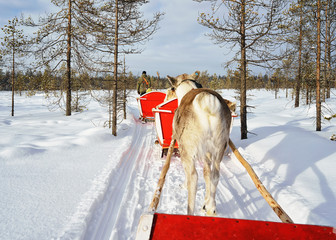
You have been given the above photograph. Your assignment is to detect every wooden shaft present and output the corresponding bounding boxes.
[229,139,294,223]
[149,139,176,212]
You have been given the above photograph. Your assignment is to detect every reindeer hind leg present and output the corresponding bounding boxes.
[202,152,212,213]
[205,151,224,216]
[181,152,198,215]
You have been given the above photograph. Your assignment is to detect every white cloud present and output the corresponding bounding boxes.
[0,0,52,29]
[0,0,237,77]
[127,0,235,77]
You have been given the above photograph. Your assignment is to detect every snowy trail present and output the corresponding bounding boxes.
[80,93,335,239]
[83,119,161,240]
[84,122,151,239]
[82,117,285,240]
[1,90,335,240]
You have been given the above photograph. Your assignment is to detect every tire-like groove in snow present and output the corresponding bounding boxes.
[83,120,285,239]
[83,121,153,240]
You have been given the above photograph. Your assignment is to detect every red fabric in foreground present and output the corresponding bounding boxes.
[150,213,336,240]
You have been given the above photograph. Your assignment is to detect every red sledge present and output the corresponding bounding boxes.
[137,91,166,122]
[137,213,336,240]
[135,138,336,240]
[152,98,179,157]
[136,94,335,240]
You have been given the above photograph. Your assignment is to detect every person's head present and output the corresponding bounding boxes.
[142,71,146,75]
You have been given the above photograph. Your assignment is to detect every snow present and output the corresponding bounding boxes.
[0,89,335,239]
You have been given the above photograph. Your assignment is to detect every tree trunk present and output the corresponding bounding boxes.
[123,55,126,120]
[109,88,112,128]
[295,0,303,108]
[240,0,247,140]
[11,35,15,117]
[157,72,160,89]
[112,0,119,136]
[306,83,309,105]
[66,0,72,116]
[286,71,289,98]
[316,0,321,131]
[325,0,331,99]
[322,17,326,104]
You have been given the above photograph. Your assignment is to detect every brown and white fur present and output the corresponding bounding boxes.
[164,87,177,102]
[167,71,232,216]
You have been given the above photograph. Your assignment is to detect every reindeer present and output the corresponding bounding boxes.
[167,71,233,216]
[163,87,177,102]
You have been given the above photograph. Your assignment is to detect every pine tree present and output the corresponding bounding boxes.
[22,0,100,116]
[196,0,286,139]
[316,0,322,131]
[92,0,163,136]
[1,17,27,116]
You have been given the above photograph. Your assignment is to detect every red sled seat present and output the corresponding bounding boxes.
[137,91,166,122]
[153,98,179,157]
[147,213,336,240]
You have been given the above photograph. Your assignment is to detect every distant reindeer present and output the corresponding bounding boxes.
[163,87,177,102]
[167,71,234,216]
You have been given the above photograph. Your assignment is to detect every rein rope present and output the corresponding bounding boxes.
[177,79,203,89]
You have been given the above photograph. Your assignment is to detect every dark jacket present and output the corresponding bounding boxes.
[137,74,151,95]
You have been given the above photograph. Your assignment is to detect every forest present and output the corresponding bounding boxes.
[0,0,335,138]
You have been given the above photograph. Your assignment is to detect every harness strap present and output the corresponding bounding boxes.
[143,77,149,86]
[177,79,202,89]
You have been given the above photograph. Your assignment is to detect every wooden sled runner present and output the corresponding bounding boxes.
[152,98,179,157]
[136,139,336,240]
[137,91,166,122]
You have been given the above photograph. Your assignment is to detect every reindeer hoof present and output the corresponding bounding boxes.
[202,205,207,215]
[202,205,216,216]
[206,210,217,216]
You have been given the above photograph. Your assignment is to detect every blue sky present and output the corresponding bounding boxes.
[0,0,237,77]
[127,0,236,77]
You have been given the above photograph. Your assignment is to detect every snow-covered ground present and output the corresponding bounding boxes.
[0,89,335,240]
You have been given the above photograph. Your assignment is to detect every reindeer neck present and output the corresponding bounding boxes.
[176,81,196,103]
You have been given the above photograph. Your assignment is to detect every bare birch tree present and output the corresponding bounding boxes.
[92,0,163,136]
[323,0,335,99]
[316,0,321,131]
[22,0,100,116]
[295,0,304,108]
[196,0,286,139]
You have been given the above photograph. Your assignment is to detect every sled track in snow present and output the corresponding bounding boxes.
[83,120,158,240]
[82,117,292,239]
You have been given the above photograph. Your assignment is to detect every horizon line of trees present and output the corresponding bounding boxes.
[194,0,336,138]
[1,67,335,94]
[0,0,163,136]
[1,0,336,138]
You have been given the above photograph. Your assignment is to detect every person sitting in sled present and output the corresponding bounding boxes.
[137,71,151,95]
